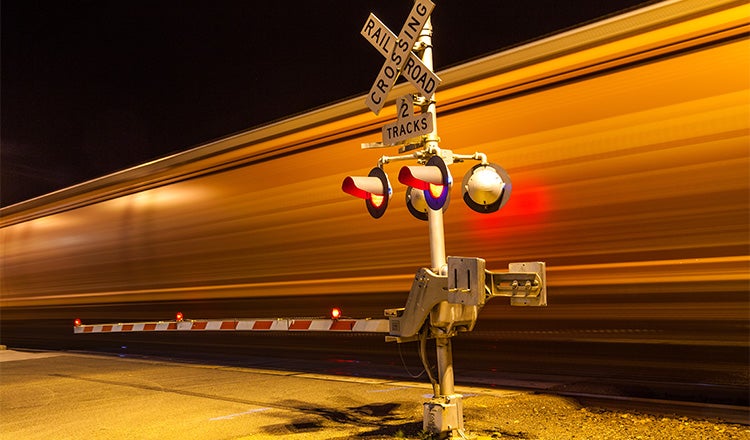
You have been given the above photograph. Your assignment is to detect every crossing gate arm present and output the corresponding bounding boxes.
[73,317,390,334]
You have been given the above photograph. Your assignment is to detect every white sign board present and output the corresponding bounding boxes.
[361,14,393,58]
[396,94,414,119]
[382,112,434,146]
[361,13,441,102]
[365,0,435,115]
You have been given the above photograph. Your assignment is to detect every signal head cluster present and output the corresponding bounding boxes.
[342,154,510,220]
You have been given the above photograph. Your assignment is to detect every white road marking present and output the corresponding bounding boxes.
[367,386,408,393]
[209,407,271,421]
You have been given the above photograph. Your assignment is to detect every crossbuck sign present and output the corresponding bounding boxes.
[363,0,438,115]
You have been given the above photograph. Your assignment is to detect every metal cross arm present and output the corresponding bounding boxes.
[442,257,547,307]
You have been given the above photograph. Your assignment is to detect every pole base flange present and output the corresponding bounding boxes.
[423,394,464,438]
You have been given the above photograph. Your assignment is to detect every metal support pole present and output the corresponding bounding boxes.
[419,17,448,276]
[420,18,439,152]
[425,332,464,437]
[428,208,447,274]
[436,336,455,395]
[418,15,453,394]
[417,14,465,439]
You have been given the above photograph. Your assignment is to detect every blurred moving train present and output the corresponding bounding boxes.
[2,0,748,404]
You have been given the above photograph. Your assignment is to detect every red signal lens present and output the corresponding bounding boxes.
[74,318,82,327]
[428,183,443,199]
[331,308,341,319]
[369,193,385,208]
[176,312,184,322]
[343,167,391,219]
[399,156,451,211]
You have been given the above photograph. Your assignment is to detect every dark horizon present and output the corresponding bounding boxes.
[1,0,651,207]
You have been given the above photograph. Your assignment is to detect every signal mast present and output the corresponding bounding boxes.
[343,1,547,437]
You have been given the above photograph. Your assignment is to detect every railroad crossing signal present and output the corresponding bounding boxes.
[364,0,436,115]
[348,2,548,437]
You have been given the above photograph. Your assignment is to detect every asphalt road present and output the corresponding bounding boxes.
[2,349,748,440]
[0,349,514,439]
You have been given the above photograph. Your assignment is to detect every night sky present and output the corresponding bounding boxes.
[1,0,651,207]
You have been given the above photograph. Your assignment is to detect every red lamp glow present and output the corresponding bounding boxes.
[398,156,452,211]
[342,167,392,218]
[331,308,342,320]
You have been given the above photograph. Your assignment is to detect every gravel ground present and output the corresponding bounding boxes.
[315,391,750,439]
[445,393,749,440]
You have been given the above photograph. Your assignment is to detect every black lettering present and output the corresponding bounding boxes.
[416,3,428,16]
[370,91,381,105]
[396,39,409,54]
[390,50,402,66]
[405,15,420,38]
[424,77,435,94]
[410,64,423,81]
[399,101,409,119]
[383,66,396,80]
[416,71,427,90]
[363,18,375,36]
[402,57,415,76]
[382,35,391,54]
[376,78,388,94]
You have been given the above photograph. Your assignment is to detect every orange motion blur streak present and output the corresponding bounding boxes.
[1,2,748,315]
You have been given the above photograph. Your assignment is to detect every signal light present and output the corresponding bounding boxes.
[461,163,512,213]
[175,312,184,322]
[406,185,449,221]
[405,186,428,221]
[342,167,392,218]
[331,308,342,320]
[399,156,452,211]
[74,318,82,327]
